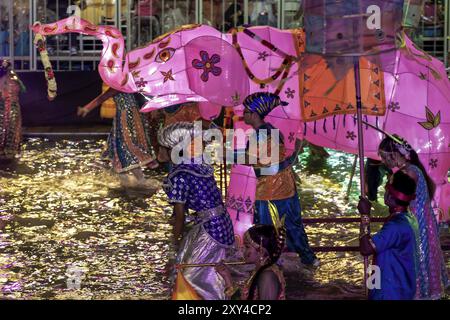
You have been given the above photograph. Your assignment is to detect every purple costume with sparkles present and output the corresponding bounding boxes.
[163,162,235,300]
[0,71,23,160]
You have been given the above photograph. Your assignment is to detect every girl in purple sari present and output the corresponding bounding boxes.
[379,135,449,300]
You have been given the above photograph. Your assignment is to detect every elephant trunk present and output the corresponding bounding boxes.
[31,17,134,93]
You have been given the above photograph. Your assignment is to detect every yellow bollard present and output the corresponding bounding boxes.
[100,83,116,119]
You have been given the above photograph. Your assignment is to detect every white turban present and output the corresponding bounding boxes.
[157,122,203,149]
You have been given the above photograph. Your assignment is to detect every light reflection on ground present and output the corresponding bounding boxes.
[0,138,448,299]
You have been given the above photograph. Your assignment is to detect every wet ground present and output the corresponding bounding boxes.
[0,138,449,300]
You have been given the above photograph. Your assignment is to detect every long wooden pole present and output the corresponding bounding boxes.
[353,56,369,294]
[219,161,224,195]
[345,154,358,200]
[223,108,231,199]
[176,261,248,269]
[224,120,228,199]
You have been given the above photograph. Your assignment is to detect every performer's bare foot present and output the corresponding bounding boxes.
[135,178,160,191]
[118,173,135,188]
[121,172,161,193]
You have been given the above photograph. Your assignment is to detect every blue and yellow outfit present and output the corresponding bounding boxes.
[250,123,316,265]
[243,92,316,265]
[369,212,419,300]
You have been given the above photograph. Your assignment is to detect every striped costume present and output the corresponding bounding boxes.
[409,165,449,299]
[0,74,22,160]
[104,93,156,173]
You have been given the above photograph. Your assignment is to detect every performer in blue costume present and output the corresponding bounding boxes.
[242,92,318,267]
[358,171,420,300]
[378,135,449,299]
[158,122,235,300]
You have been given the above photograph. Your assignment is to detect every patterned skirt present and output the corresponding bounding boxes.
[412,199,450,300]
[410,166,450,300]
[104,93,155,173]
[0,98,22,160]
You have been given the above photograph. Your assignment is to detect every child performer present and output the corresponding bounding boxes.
[242,92,318,267]
[215,224,286,300]
[378,135,449,299]
[158,122,235,300]
[358,171,420,300]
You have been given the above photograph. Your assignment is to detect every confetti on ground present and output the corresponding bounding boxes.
[0,138,448,299]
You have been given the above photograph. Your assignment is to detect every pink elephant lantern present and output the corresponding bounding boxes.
[303,34,450,222]
[32,19,449,239]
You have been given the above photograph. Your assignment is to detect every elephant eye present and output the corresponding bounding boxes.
[155,48,176,63]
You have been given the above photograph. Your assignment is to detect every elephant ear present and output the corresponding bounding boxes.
[184,36,249,107]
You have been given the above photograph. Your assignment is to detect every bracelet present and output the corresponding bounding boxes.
[360,214,370,225]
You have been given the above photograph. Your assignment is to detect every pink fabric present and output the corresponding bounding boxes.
[32,20,450,242]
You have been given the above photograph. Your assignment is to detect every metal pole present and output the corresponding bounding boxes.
[345,154,358,200]
[234,0,237,28]
[0,4,2,59]
[353,56,369,293]
[219,155,224,195]
[56,0,60,70]
[221,0,225,32]
[31,0,36,70]
[224,162,227,198]
[66,0,72,71]
[8,0,14,65]
[195,0,202,24]
[280,0,285,29]
[187,0,189,24]
[210,0,213,26]
[126,0,131,51]
[434,1,437,58]
[137,0,141,46]
[162,0,165,32]
[224,119,228,198]
[302,217,385,224]
[277,0,282,29]
[116,0,121,29]
[309,244,450,253]
[243,0,248,25]
[176,261,247,268]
